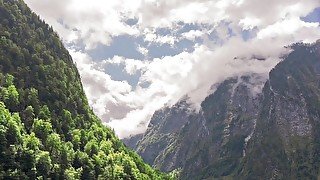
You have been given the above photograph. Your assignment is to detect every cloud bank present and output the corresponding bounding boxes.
[25,0,320,138]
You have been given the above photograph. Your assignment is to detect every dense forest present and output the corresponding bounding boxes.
[0,0,175,179]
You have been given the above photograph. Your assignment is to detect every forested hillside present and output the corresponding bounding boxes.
[0,0,173,179]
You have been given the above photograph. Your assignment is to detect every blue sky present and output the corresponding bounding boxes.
[26,0,320,138]
[302,7,320,22]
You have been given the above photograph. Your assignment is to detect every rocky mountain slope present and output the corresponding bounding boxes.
[241,42,320,179]
[0,0,173,179]
[125,41,320,179]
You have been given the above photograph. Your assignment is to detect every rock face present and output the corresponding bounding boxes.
[135,98,194,168]
[125,41,320,179]
[241,42,320,179]
[127,75,264,179]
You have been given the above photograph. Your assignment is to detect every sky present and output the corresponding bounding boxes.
[25,0,320,138]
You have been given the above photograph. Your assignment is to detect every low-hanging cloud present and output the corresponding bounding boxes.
[25,0,320,138]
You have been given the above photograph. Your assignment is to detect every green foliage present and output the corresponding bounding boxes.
[22,105,35,132]
[5,74,14,86]
[36,151,52,178]
[32,119,53,141]
[0,76,19,108]
[0,0,172,179]
[65,167,82,180]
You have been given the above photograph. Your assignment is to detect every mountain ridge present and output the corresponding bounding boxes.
[125,41,320,179]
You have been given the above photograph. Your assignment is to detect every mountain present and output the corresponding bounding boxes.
[241,42,320,179]
[126,41,320,179]
[0,0,173,179]
[128,75,263,178]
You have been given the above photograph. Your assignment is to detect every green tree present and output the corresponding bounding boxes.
[7,85,19,107]
[60,142,75,170]
[64,167,82,180]
[36,151,52,178]
[22,105,34,132]
[84,139,99,157]
[23,132,40,151]
[71,129,81,150]
[6,113,23,145]
[32,119,53,142]
[46,133,61,161]
[5,74,14,86]
[26,88,40,113]
[38,105,50,120]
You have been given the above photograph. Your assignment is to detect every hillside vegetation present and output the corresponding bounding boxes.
[0,0,174,179]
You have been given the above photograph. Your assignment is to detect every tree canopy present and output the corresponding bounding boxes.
[0,0,175,179]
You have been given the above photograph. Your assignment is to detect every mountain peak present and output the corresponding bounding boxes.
[129,41,320,179]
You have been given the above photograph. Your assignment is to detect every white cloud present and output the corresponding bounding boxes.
[25,0,320,138]
[257,17,320,40]
[70,51,134,121]
[25,0,319,47]
[239,17,261,30]
[25,0,140,49]
[137,45,149,57]
[143,29,178,45]
[69,30,320,138]
[182,30,205,41]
